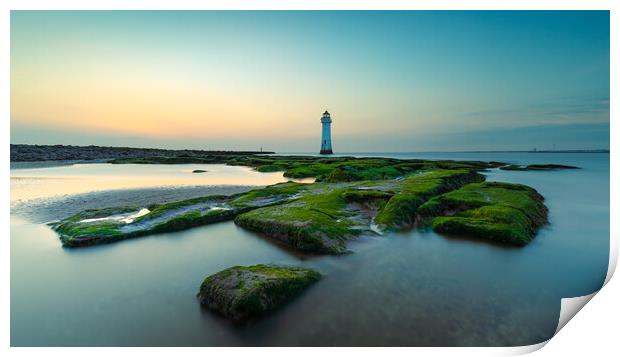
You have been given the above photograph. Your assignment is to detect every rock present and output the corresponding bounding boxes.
[192,169,207,173]
[50,183,307,247]
[374,170,485,228]
[197,264,321,322]
[499,163,579,171]
[49,155,556,251]
[417,181,548,245]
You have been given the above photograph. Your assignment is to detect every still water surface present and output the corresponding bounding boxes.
[10,153,609,346]
[11,163,295,203]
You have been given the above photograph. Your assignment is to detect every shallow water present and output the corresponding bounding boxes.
[10,163,303,204]
[10,153,609,346]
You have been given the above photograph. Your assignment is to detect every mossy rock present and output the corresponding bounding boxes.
[53,155,561,251]
[375,170,485,229]
[192,169,207,173]
[255,164,286,172]
[417,181,548,245]
[50,183,307,247]
[234,186,361,254]
[341,188,394,203]
[197,264,321,322]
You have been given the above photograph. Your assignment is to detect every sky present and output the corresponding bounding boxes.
[10,11,609,152]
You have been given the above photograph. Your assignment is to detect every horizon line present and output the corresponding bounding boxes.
[10,143,610,155]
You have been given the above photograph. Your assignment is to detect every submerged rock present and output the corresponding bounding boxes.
[197,264,321,322]
[499,163,579,171]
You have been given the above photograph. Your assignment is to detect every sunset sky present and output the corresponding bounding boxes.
[11,11,609,152]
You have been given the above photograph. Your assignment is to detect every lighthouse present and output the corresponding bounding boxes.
[320,110,333,155]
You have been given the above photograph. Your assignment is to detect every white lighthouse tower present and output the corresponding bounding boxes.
[320,110,333,155]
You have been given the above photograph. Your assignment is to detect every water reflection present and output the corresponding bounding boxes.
[10,163,309,203]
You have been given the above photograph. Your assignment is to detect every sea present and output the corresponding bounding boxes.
[10,152,609,346]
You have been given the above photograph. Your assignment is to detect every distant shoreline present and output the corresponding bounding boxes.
[10,144,274,162]
[10,143,609,163]
[448,149,609,154]
[279,149,610,155]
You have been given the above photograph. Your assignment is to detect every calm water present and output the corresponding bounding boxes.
[10,163,299,203]
[10,153,609,346]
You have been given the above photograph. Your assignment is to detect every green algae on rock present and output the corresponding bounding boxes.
[417,181,548,245]
[234,169,485,253]
[197,264,321,322]
[374,169,485,229]
[51,156,554,251]
[234,184,365,254]
[51,182,308,247]
[224,155,505,182]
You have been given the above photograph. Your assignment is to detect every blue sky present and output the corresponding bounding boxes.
[11,11,609,151]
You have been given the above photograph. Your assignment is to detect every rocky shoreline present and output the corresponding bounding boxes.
[49,156,548,251]
[10,144,273,162]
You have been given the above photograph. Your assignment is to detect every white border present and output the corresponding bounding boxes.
[3,1,616,356]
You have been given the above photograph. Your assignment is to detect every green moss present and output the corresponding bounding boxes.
[255,164,286,172]
[229,182,307,206]
[53,155,557,251]
[324,168,356,182]
[375,170,485,229]
[198,264,321,322]
[234,186,360,254]
[147,209,240,234]
[138,195,229,221]
[52,206,138,245]
[417,181,548,245]
[342,189,394,203]
[51,182,308,247]
[283,163,335,179]
[243,156,496,182]
[431,217,531,244]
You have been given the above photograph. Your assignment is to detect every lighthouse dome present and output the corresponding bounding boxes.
[321,110,332,123]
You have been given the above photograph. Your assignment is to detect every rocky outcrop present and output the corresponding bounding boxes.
[50,155,555,251]
[197,264,321,322]
[50,182,308,247]
[417,181,548,245]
